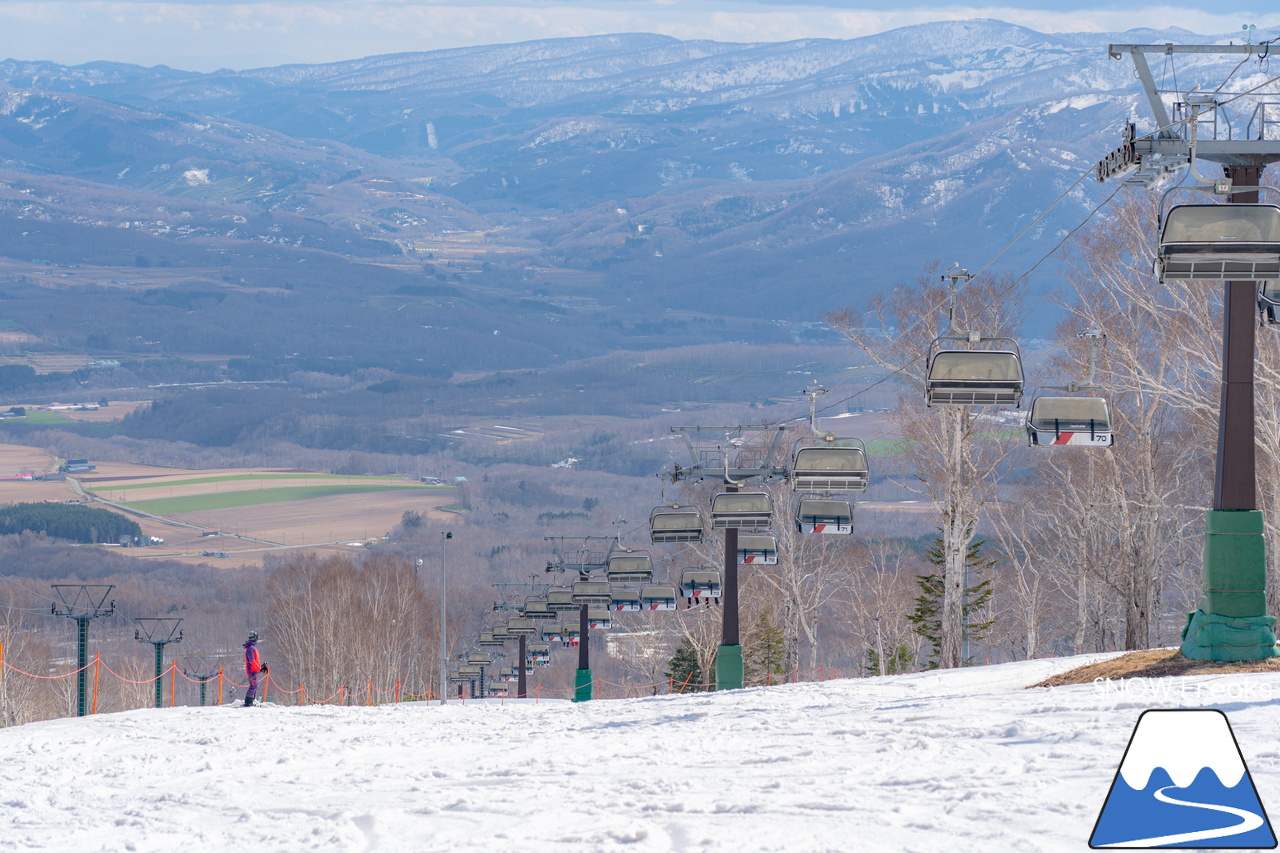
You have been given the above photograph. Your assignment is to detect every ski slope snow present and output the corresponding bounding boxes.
[3,653,1279,852]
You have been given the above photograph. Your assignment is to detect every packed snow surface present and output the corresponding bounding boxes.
[4,653,1280,852]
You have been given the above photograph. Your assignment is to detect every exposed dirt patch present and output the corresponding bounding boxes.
[0,445,57,475]
[58,401,149,422]
[1031,648,1280,687]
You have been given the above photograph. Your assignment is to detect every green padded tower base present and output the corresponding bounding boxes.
[1180,610,1279,662]
[715,644,743,691]
[573,668,593,702]
[1180,510,1279,662]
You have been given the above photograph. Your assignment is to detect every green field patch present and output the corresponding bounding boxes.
[128,483,436,514]
[103,473,444,491]
[15,411,71,425]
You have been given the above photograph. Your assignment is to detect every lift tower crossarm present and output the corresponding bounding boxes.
[1106,44,1280,167]
[667,425,788,484]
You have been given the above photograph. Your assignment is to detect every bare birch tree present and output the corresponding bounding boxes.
[827,264,1025,668]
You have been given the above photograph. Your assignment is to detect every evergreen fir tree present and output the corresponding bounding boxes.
[744,608,786,685]
[908,531,996,668]
[865,645,915,676]
[665,641,704,693]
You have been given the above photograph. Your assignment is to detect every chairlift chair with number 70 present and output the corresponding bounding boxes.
[1026,329,1114,448]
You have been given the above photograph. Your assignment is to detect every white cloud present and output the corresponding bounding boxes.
[0,2,1276,71]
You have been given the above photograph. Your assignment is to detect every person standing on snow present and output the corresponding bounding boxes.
[243,631,268,706]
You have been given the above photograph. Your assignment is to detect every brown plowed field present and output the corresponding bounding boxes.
[0,450,459,567]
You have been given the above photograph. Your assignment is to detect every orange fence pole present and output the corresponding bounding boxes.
[395,680,401,704]
[339,685,345,706]
[92,653,100,714]
[217,665,224,706]
[170,661,177,707]
[262,671,270,705]
[299,682,306,707]
[367,679,373,706]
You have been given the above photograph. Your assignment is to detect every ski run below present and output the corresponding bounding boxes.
[3,652,1280,852]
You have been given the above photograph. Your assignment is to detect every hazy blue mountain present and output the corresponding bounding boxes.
[0,22,1269,327]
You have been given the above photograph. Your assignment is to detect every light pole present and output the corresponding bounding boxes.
[438,531,452,701]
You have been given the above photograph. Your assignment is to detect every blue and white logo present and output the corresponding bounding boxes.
[1091,709,1276,849]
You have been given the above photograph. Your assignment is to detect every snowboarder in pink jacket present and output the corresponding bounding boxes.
[243,632,268,706]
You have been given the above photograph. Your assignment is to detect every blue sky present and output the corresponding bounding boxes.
[0,1,1275,72]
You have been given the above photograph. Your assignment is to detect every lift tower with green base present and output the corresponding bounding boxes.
[134,617,184,708]
[544,537,615,702]
[669,426,789,690]
[1101,43,1280,661]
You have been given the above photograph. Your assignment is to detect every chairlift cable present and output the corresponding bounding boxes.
[628,69,1280,491]
[776,66,1280,429]
[802,178,1127,421]
[1212,49,1254,98]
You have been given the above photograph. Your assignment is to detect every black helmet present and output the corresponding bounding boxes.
[247,631,259,643]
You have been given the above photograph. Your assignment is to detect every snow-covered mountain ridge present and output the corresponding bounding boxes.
[0,21,1274,321]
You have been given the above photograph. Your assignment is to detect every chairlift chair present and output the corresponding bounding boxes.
[506,617,538,635]
[487,682,510,696]
[587,609,613,630]
[795,497,854,535]
[1026,394,1114,447]
[1261,280,1280,325]
[458,664,483,678]
[649,506,704,544]
[561,624,581,647]
[476,632,504,648]
[540,624,562,644]
[639,585,679,611]
[709,492,773,530]
[546,589,579,612]
[610,588,642,612]
[571,580,613,606]
[790,442,869,492]
[490,625,513,642]
[521,599,556,620]
[527,642,552,665]
[499,667,518,682]
[1157,203,1280,281]
[466,652,492,666]
[606,553,654,584]
[679,569,723,606]
[737,534,779,565]
[925,339,1025,407]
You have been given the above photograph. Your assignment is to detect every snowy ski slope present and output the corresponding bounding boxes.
[3,652,1279,852]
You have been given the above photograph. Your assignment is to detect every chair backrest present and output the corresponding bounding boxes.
[929,350,1023,383]
[793,446,867,473]
[711,492,772,514]
[1162,204,1280,246]
[798,499,852,520]
[1029,396,1110,431]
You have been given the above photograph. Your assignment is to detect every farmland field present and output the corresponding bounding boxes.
[0,451,457,567]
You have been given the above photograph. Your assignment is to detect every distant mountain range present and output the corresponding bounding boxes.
[0,22,1270,330]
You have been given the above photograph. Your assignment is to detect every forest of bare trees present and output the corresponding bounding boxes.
[4,178,1280,725]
